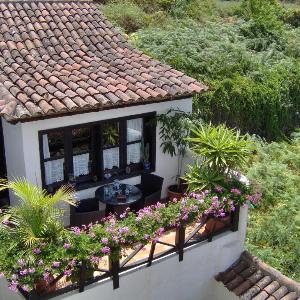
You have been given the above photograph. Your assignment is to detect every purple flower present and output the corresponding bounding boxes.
[43,273,50,281]
[19,269,28,276]
[215,186,223,193]
[118,227,129,234]
[219,212,226,217]
[63,243,71,249]
[33,248,41,255]
[64,269,72,277]
[101,246,111,254]
[157,227,165,235]
[101,238,108,244]
[8,281,18,292]
[231,188,242,196]
[22,285,30,293]
[17,259,25,266]
[37,260,44,266]
[71,227,81,235]
[2,219,9,225]
[90,256,100,264]
[144,234,150,240]
[52,262,60,268]
[28,268,35,274]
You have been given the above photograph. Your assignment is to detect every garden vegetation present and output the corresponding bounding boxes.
[101,0,300,281]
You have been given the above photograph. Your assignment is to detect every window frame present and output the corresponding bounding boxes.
[39,112,156,191]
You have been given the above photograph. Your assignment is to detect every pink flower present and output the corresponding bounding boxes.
[118,227,129,234]
[17,259,25,266]
[28,268,35,274]
[231,188,242,196]
[71,227,81,235]
[52,262,60,268]
[101,246,110,254]
[22,285,29,292]
[33,248,41,255]
[144,234,150,240]
[63,243,71,249]
[64,269,72,277]
[2,219,9,225]
[37,260,44,266]
[43,273,50,281]
[19,269,28,276]
[8,281,18,292]
[215,186,223,193]
[101,238,108,244]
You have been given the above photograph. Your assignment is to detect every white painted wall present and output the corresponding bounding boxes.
[2,98,192,206]
[0,206,247,300]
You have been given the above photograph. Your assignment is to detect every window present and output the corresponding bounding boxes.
[41,131,65,186]
[39,113,156,190]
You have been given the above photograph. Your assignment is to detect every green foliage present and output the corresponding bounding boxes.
[0,179,76,246]
[100,1,150,33]
[282,6,300,27]
[188,124,253,174]
[100,1,170,33]
[184,163,226,192]
[132,21,300,140]
[246,137,300,281]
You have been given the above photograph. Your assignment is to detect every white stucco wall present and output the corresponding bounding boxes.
[2,98,193,206]
[0,206,248,300]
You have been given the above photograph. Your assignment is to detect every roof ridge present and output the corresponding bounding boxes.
[216,251,300,299]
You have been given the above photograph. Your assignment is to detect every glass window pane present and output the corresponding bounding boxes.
[103,147,119,170]
[73,153,91,178]
[72,127,91,155]
[44,159,64,185]
[43,131,64,159]
[103,122,119,148]
[127,143,141,165]
[127,118,143,142]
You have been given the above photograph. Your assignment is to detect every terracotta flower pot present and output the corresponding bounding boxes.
[203,215,231,236]
[167,184,187,201]
[34,274,56,294]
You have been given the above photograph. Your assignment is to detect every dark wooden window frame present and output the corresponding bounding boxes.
[39,112,156,192]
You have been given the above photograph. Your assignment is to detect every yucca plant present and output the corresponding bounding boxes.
[187,124,253,175]
[183,162,226,192]
[0,179,76,246]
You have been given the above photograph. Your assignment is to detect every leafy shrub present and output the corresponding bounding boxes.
[100,1,150,33]
[282,7,300,27]
[246,138,300,281]
[132,22,300,140]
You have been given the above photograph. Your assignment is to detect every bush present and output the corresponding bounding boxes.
[132,22,300,140]
[246,137,300,281]
[100,1,150,33]
[282,7,300,27]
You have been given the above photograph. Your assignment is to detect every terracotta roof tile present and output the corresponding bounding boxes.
[216,252,300,300]
[0,1,207,123]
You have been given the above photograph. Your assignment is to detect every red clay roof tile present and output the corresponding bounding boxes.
[216,252,300,300]
[0,1,207,123]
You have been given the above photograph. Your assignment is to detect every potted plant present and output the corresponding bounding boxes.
[140,140,151,171]
[184,123,256,234]
[157,109,198,200]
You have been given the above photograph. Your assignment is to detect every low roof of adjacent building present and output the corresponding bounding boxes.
[0,0,207,123]
[216,251,300,300]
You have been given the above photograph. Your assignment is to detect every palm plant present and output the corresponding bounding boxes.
[183,124,254,193]
[187,124,253,175]
[0,179,76,246]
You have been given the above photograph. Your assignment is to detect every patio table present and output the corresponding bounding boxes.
[95,183,142,216]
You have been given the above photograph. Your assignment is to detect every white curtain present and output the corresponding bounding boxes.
[103,147,119,170]
[45,159,64,185]
[127,143,141,164]
[127,118,143,142]
[43,134,50,159]
[73,153,90,177]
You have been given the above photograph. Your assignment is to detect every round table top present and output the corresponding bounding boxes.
[95,183,142,206]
